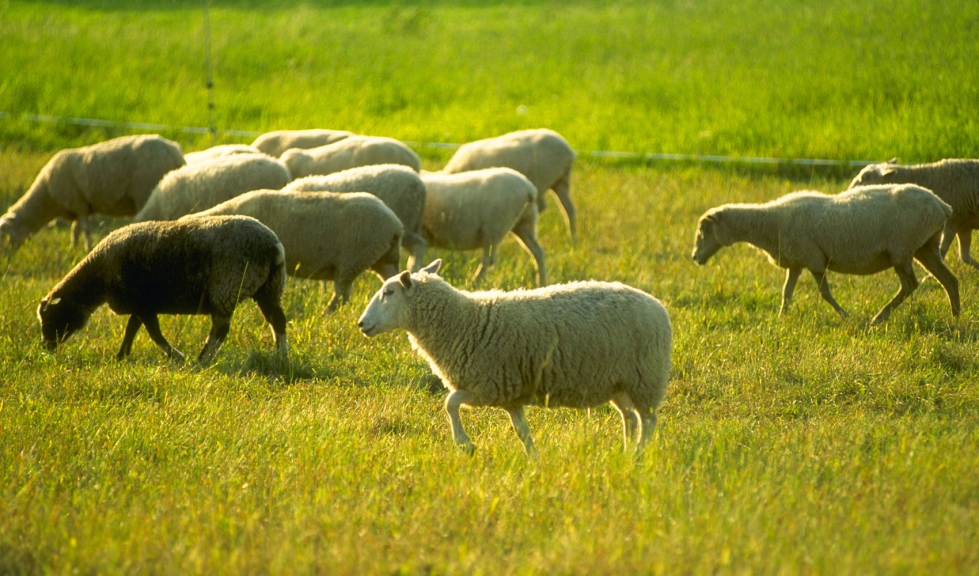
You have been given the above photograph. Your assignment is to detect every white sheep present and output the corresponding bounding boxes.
[284,164,427,271]
[441,128,577,239]
[37,215,288,363]
[184,144,263,165]
[0,134,185,252]
[134,154,292,222]
[251,129,354,158]
[358,259,672,456]
[281,136,421,179]
[185,190,403,311]
[691,184,960,324]
[420,168,546,285]
[848,159,979,268]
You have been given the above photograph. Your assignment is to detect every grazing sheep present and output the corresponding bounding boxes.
[284,164,427,271]
[358,259,672,456]
[281,136,421,179]
[420,168,546,285]
[134,154,292,222]
[691,184,960,324]
[184,144,263,165]
[0,134,185,252]
[251,129,354,158]
[849,159,979,268]
[441,128,577,239]
[185,190,403,311]
[37,216,288,363]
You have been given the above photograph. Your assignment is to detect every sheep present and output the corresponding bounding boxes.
[0,134,185,252]
[251,129,354,158]
[184,190,403,311]
[441,128,578,240]
[848,159,979,269]
[184,144,263,165]
[420,168,546,285]
[281,136,421,179]
[134,154,292,222]
[691,184,960,325]
[358,259,672,456]
[284,164,427,271]
[37,215,288,363]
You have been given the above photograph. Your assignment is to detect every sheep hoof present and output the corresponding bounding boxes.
[458,442,476,457]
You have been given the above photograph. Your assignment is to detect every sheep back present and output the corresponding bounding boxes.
[284,164,426,238]
[849,159,979,228]
[404,274,671,411]
[420,168,537,250]
[134,154,292,222]
[281,136,421,179]
[251,129,354,157]
[184,144,263,165]
[442,129,575,194]
[186,190,403,282]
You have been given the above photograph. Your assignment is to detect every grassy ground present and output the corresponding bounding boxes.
[3,1,979,574]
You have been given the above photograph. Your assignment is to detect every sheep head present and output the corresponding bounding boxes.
[359,259,441,337]
[37,293,89,350]
[848,160,899,189]
[691,210,730,265]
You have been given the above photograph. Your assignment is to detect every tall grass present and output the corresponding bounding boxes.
[3,1,979,574]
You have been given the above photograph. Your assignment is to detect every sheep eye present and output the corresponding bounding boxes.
[383,289,394,296]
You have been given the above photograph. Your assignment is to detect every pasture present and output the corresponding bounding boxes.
[2,1,979,573]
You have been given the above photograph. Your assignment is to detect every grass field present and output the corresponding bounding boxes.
[3,1,979,574]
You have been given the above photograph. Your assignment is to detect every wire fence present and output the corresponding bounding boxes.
[0,110,879,168]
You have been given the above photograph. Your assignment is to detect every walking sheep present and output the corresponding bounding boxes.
[37,216,288,363]
[691,184,960,325]
[185,190,403,311]
[848,159,979,268]
[134,154,292,221]
[0,134,185,252]
[421,168,546,285]
[284,164,427,271]
[358,260,672,456]
[251,129,354,158]
[441,128,577,240]
[184,144,262,165]
[281,136,421,179]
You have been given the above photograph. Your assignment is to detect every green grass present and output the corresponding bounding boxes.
[3,1,979,574]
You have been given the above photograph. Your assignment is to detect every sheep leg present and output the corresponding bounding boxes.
[635,408,658,459]
[939,221,957,258]
[780,268,802,315]
[327,273,355,312]
[914,242,961,317]
[510,215,547,286]
[955,229,979,269]
[871,261,919,325]
[71,216,91,251]
[198,315,232,364]
[402,232,427,273]
[253,298,289,356]
[610,393,639,450]
[141,314,185,362]
[552,173,577,241]
[472,239,498,283]
[444,389,478,455]
[504,405,538,457]
[116,315,143,360]
[809,269,849,318]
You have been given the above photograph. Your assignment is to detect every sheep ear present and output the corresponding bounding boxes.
[887,157,898,164]
[879,167,896,177]
[48,297,61,306]
[420,259,442,275]
[398,271,413,289]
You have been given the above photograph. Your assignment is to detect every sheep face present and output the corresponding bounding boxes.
[691,211,729,265]
[0,215,28,251]
[359,259,441,337]
[37,296,89,350]
[848,163,898,189]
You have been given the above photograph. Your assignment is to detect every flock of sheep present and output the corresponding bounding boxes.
[4,126,978,455]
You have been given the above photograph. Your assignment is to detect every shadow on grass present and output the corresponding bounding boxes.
[234,350,318,384]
